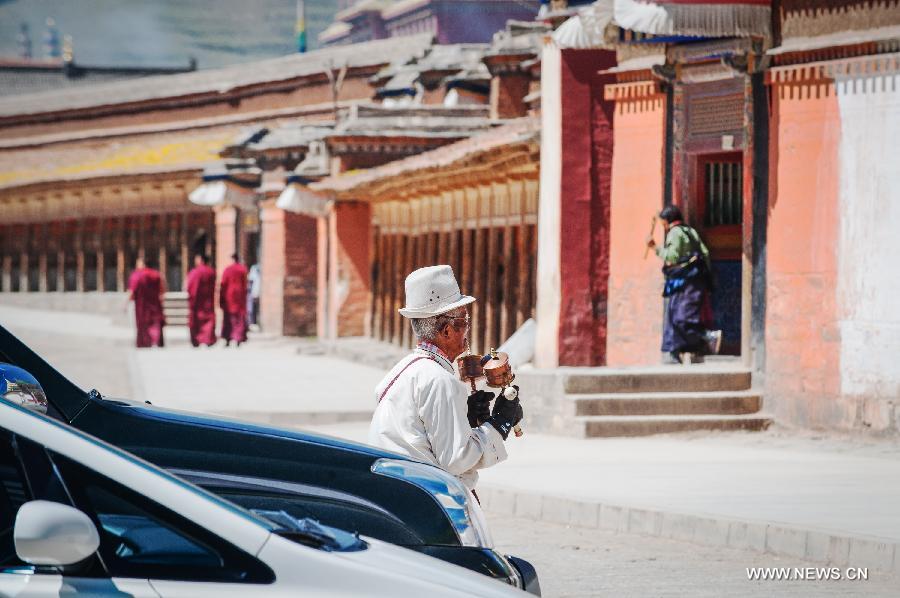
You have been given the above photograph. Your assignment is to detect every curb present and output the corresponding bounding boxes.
[209,410,374,427]
[478,486,900,576]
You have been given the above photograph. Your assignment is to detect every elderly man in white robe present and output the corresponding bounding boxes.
[368,265,524,502]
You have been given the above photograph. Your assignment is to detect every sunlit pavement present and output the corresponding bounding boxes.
[4,304,900,581]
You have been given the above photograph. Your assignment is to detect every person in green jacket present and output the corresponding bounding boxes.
[647,205,722,364]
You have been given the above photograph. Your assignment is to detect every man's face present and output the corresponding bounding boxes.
[438,307,470,360]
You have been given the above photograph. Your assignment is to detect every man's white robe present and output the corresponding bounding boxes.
[368,348,507,492]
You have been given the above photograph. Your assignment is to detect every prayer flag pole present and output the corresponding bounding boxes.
[296,0,307,53]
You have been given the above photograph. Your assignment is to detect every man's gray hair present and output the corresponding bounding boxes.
[410,314,448,342]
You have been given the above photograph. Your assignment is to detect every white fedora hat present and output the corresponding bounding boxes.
[399,265,475,319]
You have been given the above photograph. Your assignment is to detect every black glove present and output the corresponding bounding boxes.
[486,394,523,440]
[466,390,493,428]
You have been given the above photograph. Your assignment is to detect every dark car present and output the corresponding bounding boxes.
[0,324,540,595]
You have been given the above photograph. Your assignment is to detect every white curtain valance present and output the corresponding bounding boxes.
[188,180,257,210]
[276,184,333,218]
[553,0,770,49]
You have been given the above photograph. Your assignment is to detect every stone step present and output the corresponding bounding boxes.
[563,367,751,394]
[577,414,773,438]
[570,390,762,417]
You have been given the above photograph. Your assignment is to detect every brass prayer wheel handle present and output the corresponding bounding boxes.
[457,353,486,390]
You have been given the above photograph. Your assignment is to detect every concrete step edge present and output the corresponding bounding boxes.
[567,390,763,401]
[478,486,900,575]
[577,413,772,422]
[564,372,753,394]
[570,393,763,417]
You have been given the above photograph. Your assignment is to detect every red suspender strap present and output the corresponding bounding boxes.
[377,356,434,403]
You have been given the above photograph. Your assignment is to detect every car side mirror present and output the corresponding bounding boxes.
[14,500,100,566]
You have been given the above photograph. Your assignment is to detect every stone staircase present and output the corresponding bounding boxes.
[163,292,189,327]
[519,364,772,437]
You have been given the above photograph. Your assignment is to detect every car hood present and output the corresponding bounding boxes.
[94,396,401,460]
[264,532,523,597]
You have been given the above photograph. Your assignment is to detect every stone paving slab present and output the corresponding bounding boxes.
[302,421,900,574]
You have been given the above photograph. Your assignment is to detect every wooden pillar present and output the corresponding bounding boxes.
[372,224,383,342]
[447,191,459,276]
[403,205,416,349]
[483,182,499,351]
[157,214,168,290]
[1,255,11,293]
[515,181,529,329]
[461,187,475,348]
[56,221,66,293]
[470,185,487,353]
[116,216,126,292]
[500,180,516,342]
[75,219,85,292]
[19,252,28,293]
[96,218,106,292]
[180,212,190,289]
[206,211,215,267]
[37,223,48,293]
[393,205,407,346]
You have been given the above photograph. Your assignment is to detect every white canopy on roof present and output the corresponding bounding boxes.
[188,180,258,211]
[276,184,333,218]
[552,0,771,49]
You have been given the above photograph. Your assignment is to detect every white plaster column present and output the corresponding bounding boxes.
[534,44,563,368]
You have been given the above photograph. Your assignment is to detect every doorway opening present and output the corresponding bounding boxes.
[693,152,742,355]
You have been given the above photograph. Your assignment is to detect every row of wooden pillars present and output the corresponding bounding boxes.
[372,220,537,355]
[0,211,214,294]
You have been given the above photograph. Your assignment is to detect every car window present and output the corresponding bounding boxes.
[0,432,28,569]
[50,454,274,584]
[0,430,73,572]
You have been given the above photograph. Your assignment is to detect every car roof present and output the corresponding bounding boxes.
[0,397,276,553]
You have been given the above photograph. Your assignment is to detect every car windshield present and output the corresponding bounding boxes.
[252,509,367,553]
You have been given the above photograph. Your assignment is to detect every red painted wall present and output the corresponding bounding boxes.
[332,201,372,337]
[766,79,845,428]
[557,49,616,366]
[606,91,667,365]
[283,212,318,336]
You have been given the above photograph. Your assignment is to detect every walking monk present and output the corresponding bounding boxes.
[128,257,165,348]
[219,253,248,347]
[186,254,217,347]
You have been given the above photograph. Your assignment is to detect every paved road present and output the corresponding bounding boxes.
[4,307,899,595]
[487,512,898,597]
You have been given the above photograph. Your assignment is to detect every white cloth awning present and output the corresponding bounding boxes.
[188,180,258,210]
[276,184,333,218]
[552,0,615,49]
[553,0,771,49]
[614,0,770,38]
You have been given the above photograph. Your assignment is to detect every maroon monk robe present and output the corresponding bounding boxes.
[219,262,248,344]
[186,264,217,347]
[128,267,165,348]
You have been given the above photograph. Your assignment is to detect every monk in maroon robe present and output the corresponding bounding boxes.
[186,254,217,347]
[219,253,248,346]
[128,257,165,348]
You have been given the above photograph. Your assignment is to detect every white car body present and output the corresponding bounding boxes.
[0,400,524,597]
